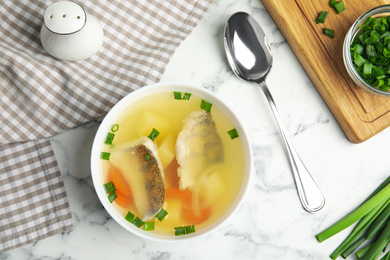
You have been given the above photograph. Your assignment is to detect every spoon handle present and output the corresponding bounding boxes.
[259,81,325,213]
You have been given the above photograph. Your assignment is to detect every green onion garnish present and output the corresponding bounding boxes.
[174,91,182,100]
[148,128,160,141]
[324,28,334,38]
[200,99,212,112]
[329,0,337,6]
[104,132,115,145]
[132,217,144,228]
[185,225,196,234]
[107,191,117,203]
[316,11,328,24]
[155,208,168,221]
[100,152,111,160]
[111,124,119,132]
[182,93,192,100]
[145,153,151,161]
[227,128,239,139]
[103,181,116,193]
[143,221,155,231]
[174,226,186,236]
[125,211,135,223]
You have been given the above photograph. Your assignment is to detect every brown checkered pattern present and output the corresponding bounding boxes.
[0,0,213,252]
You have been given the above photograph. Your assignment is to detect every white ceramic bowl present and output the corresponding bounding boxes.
[90,82,253,242]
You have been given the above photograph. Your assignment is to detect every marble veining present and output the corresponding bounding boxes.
[3,0,390,259]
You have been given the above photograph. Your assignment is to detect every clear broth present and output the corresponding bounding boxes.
[100,90,246,236]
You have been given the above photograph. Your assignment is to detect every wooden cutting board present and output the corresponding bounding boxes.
[262,0,390,143]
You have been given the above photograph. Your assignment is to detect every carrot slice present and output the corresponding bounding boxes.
[165,188,211,225]
[110,166,132,197]
[164,158,180,189]
[114,190,132,208]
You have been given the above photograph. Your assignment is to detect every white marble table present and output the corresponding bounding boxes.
[3,0,390,259]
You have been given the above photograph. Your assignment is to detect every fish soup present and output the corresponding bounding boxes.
[99,89,246,236]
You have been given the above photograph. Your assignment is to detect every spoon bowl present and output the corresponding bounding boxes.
[224,12,325,213]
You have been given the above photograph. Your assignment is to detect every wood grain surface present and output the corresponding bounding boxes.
[262,0,390,143]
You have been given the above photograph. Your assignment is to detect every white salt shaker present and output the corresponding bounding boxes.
[40,1,104,61]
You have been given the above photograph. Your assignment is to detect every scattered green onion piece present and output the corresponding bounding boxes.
[107,191,117,203]
[155,208,168,221]
[227,128,239,139]
[143,221,155,231]
[125,211,135,223]
[200,99,212,112]
[366,44,377,58]
[103,181,116,193]
[104,132,115,145]
[185,225,196,234]
[174,91,182,100]
[148,128,160,141]
[182,92,192,100]
[100,152,111,160]
[324,28,334,38]
[332,1,345,14]
[174,226,186,236]
[132,217,144,228]
[111,124,119,132]
[145,153,151,161]
[316,11,328,24]
[329,0,337,6]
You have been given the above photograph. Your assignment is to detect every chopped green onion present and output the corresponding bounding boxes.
[143,221,155,231]
[173,91,182,100]
[125,211,135,223]
[351,44,364,55]
[100,152,111,160]
[329,0,337,6]
[104,132,115,145]
[107,191,117,203]
[324,28,334,38]
[145,153,151,161]
[200,99,212,112]
[132,217,144,228]
[174,226,186,236]
[316,11,328,24]
[227,128,239,139]
[111,124,119,132]
[155,208,168,221]
[363,62,372,76]
[185,225,196,234]
[332,1,345,14]
[148,128,160,141]
[182,93,192,100]
[103,181,116,193]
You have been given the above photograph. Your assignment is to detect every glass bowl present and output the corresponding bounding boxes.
[343,5,390,97]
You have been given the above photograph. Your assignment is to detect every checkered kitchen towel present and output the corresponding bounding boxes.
[0,0,213,252]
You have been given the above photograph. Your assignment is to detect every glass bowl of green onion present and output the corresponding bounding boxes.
[343,5,390,97]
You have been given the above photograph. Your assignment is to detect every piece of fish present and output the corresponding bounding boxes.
[110,136,165,221]
[176,110,224,190]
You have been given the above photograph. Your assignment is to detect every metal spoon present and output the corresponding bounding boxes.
[224,12,325,213]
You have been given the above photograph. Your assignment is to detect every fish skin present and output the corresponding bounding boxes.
[176,110,224,190]
[110,137,165,221]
